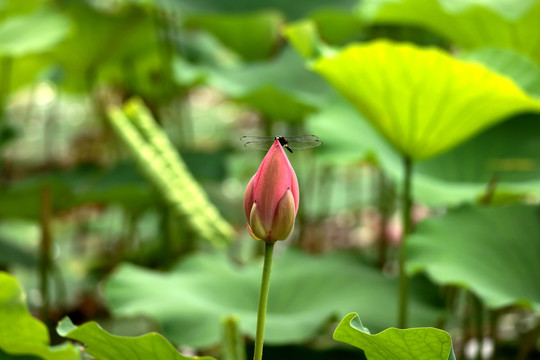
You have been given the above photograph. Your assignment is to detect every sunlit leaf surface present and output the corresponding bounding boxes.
[460,48,540,97]
[407,205,540,313]
[308,98,540,205]
[0,273,79,360]
[312,40,540,160]
[334,313,455,360]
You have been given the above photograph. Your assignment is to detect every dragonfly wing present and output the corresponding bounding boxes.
[244,141,273,150]
[240,135,275,141]
[288,140,322,149]
[282,135,319,142]
[241,135,321,150]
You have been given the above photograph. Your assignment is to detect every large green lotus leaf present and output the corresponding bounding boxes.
[0,10,71,56]
[416,113,540,185]
[334,313,455,360]
[312,40,540,160]
[411,50,540,192]
[407,205,540,313]
[57,317,214,360]
[299,30,540,173]
[460,47,540,98]
[206,48,331,121]
[105,250,442,348]
[305,97,476,207]
[307,98,540,206]
[0,272,79,360]
[185,11,284,62]
[360,0,540,63]
[459,46,540,97]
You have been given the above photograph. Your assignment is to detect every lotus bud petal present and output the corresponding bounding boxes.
[269,189,296,240]
[249,202,268,240]
[243,139,299,243]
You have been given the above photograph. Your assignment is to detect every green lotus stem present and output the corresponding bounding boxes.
[398,156,413,328]
[253,242,275,360]
[489,309,501,358]
[39,186,52,322]
[472,293,484,360]
[377,169,392,269]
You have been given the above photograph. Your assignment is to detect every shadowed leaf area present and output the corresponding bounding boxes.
[57,317,215,360]
[408,204,540,313]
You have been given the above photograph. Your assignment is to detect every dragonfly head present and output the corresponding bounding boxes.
[276,136,293,153]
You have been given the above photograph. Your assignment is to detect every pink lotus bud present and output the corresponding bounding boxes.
[244,139,299,243]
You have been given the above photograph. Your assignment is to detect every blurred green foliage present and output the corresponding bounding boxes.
[104,250,442,347]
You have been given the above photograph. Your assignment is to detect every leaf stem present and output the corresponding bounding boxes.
[253,242,275,360]
[377,169,392,269]
[39,186,52,323]
[398,156,413,328]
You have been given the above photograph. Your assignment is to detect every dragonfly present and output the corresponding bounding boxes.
[241,135,322,153]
